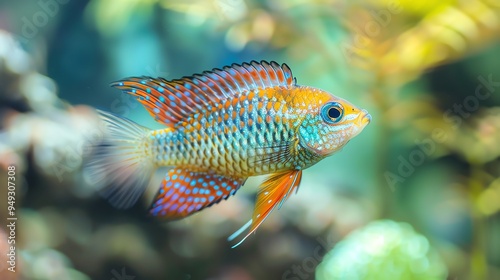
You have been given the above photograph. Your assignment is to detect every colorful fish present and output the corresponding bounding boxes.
[85,61,371,247]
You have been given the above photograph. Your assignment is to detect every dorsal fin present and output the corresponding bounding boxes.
[111,60,296,127]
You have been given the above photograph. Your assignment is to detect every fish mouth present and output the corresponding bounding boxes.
[359,109,372,126]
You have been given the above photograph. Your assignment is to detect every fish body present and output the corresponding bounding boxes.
[85,61,371,246]
[150,87,319,175]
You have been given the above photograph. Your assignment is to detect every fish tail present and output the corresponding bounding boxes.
[84,109,156,209]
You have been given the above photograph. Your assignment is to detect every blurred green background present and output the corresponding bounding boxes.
[0,0,499,279]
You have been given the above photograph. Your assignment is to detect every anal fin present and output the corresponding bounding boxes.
[149,168,245,219]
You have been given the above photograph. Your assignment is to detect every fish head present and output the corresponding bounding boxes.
[297,88,371,157]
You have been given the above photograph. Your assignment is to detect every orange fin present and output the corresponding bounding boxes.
[229,170,302,247]
[111,61,296,127]
[149,168,246,219]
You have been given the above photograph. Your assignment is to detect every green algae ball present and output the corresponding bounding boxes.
[316,220,447,280]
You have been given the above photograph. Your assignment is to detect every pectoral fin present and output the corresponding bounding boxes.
[229,170,303,247]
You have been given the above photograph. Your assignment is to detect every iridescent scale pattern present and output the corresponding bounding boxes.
[149,86,325,177]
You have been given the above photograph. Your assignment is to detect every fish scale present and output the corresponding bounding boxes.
[85,60,371,246]
[150,88,299,177]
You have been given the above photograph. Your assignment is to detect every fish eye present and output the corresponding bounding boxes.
[321,102,344,124]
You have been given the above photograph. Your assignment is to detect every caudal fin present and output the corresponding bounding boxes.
[84,110,156,209]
